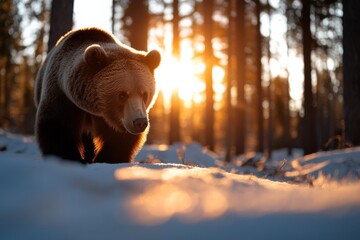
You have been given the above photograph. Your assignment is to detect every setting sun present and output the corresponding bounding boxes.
[154,47,226,110]
[155,53,204,108]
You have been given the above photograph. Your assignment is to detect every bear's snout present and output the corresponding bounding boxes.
[133,118,148,132]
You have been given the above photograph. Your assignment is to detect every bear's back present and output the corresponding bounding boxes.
[56,28,117,50]
[35,28,117,107]
[56,28,144,64]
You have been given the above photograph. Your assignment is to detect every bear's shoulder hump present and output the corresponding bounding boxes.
[56,28,116,47]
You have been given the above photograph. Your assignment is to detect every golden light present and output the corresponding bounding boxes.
[115,166,230,225]
[115,165,360,225]
[155,55,226,109]
[288,59,304,100]
[155,52,206,109]
[127,183,194,225]
[212,66,226,109]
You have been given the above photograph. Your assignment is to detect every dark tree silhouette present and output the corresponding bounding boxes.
[47,0,74,52]
[225,0,234,162]
[343,0,360,146]
[0,0,22,128]
[255,0,264,153]
[121,0,148,51]
[204,0,215,150]
[169,0,181,144]
[266,0,273,158]
[234,0,246,155]
[302,0,317,154]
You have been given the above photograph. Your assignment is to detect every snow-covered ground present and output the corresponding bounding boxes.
[1,130,360,240]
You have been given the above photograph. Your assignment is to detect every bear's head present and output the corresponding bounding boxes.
[84,44,161,135]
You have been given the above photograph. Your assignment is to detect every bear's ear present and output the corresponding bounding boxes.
[144,50,161,70]
[84,44,110,69]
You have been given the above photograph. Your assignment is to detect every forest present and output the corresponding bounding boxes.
[0,0,359,161]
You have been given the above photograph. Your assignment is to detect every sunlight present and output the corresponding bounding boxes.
[128,183,194,225]
[154,50,226,110]
[115,166,231,225]
[287,54,304,110]
[115,165,360,225]
[212,65,225,92]
[155,51,206,109]
[201,188,228,218]
[74,0,112,31]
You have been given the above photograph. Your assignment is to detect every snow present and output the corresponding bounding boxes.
[1,130,360,240]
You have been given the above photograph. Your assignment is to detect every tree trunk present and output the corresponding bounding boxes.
[255,0,264,153]
[234,0,246,155]
[24,0,47,134]
[48,0,74,52]
[204,0,215,150]
[302,0,317,154]
[112,0,116,34]
[0,0,20,128]
[343,0,360,146]
[284,77,292,155]
[128,0,148,51]
[225,0,234,162]
[169,0,181,144]
[2,57,12,127]
[266,0,273,159]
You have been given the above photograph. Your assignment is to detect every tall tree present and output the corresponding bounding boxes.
[121,0,149,51]
[23,0,48,133]
[312,0,343,147]
[302,0,317,154]
[0,0,22,128]
[47,0,74,52]
[343,0,360,146]
[234,0,246,155]
[283,0,301,153]
[112,0,116,34]
[255,0,264,153]
[225,0,234,162]
[266,0,273,158]
[204,0,215,150]
[169,0,181,144]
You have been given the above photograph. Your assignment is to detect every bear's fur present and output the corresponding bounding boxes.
[34,28,161,163]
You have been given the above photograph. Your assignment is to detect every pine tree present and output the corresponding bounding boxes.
[48,0,74,52]
[204,0,215,150]
[121,0,149,51]
[302,0,317,154]
[343,0,360,146]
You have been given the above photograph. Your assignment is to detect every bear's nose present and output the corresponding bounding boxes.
[133,118,148,132]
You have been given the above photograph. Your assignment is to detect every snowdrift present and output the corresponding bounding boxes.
[1,131,360,240]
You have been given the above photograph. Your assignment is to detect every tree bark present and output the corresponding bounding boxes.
[169,0,181,144]
[47,0,74,52]
[302,0,317,154]
[112,0,116,34]
[225,0,234,162]
[255,0,264,153]
[343,0,360,146]
[266,0,273,159]
[128,0,148,51]
[234,0,246,155]
[204,0,215,150]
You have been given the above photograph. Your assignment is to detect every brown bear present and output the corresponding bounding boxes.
[34,28,161,163]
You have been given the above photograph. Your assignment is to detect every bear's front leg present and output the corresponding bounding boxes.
[92,118,143,163]
[35,104,85,163]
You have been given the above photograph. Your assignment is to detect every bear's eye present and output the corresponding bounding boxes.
[118,92,129,102]
[142,92,148,102]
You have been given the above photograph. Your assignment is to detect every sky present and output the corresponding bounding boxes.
[74,0,112,32]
